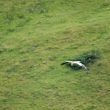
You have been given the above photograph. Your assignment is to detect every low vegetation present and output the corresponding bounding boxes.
[0,0,110,110]
[75,50,100,65]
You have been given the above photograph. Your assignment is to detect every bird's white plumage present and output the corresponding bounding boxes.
[63,61,87,69]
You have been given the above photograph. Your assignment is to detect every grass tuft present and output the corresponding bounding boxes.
[74,50,100,65]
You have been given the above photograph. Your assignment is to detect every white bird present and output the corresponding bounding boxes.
[61,61,87,70]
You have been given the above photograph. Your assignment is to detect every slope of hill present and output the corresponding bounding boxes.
[0,0,110,110]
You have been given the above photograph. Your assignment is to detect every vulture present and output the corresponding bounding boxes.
[61,61,87,70]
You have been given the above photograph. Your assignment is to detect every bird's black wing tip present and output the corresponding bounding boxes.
[61,62,66,65]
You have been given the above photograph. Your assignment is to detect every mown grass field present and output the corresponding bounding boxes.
[0,0,110,110]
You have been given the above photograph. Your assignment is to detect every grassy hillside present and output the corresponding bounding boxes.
[0,0,110,110]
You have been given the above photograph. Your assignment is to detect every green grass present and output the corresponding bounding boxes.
[0,0,110,110]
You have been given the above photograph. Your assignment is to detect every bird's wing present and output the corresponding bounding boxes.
[81,63,87,69]
[76,62,87,69]
[61,62,67,65]
[83,65,87,69]
[76,62,82,66]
